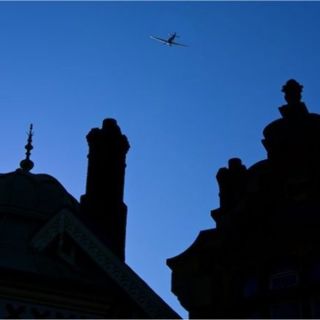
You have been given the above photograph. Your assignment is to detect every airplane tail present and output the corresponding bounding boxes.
[170,32,179,38]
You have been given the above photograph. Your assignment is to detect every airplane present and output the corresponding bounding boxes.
[150,32,187,47]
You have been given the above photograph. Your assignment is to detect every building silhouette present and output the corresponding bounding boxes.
[0,119,179,319]
[168,80,320,318]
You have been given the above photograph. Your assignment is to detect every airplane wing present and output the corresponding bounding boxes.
[150,35,169,44]
[171,41,188,47]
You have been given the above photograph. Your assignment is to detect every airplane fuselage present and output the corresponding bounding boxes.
[167,33,176,45]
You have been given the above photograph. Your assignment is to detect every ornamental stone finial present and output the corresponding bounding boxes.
[278,79,308,118]
[282,79,303,105]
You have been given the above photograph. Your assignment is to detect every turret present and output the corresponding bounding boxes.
[80,119,130,261]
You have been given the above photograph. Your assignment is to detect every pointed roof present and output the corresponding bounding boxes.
[31,209,181,319]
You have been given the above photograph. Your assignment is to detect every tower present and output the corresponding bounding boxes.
[80,118,130,262]
[168,80,320,318]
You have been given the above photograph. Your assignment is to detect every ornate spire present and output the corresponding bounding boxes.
[20,124,34,172]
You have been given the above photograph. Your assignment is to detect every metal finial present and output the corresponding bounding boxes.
[20,124,34,172]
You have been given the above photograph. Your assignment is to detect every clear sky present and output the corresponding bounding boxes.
[1,1,320,317]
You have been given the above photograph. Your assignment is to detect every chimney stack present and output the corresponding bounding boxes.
[80,119,130,261]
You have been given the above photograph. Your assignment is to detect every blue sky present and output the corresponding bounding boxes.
[1,1,320,317]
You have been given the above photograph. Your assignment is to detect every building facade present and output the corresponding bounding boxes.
[0,119,179,318]
[168,80,320,318]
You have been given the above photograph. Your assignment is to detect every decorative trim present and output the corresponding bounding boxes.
[31,210,180,319]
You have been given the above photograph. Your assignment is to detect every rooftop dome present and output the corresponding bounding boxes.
[0,169,79,219]
[0,168,80,277]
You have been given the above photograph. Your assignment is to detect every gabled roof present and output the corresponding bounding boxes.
[31,209,180,319]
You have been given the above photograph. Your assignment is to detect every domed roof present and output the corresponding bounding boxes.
[0,169,79,219]
[0,168,80,277]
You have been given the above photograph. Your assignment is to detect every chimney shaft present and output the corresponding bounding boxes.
[81,118,130,261]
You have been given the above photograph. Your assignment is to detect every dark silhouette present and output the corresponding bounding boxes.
[150,32,188,47]
[0,118,179,319]
[19,124,34,172]
[168,80,320,318]
[80,118,130,262]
